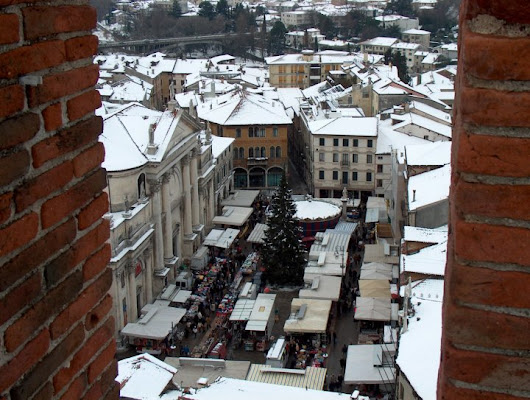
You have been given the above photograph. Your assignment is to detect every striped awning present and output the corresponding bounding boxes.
[246,364,327,390]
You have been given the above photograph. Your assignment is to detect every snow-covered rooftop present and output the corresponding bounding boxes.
[396,279,444,400]
[308,117,378,137]
[405,142,452,166]
[403,225,448,244]
[393,112,452,138]
[294,200,341,220]
[360,37,399,47]
[376,119,430,155]
[408,164,451,210]
[401,240,447,276]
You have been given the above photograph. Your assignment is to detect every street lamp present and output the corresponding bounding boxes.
[335,245,345,277]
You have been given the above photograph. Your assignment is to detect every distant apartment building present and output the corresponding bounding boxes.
[359,37,399,55]
[374,15,420,31]
[281,10,312,27]
[401,29,431,49]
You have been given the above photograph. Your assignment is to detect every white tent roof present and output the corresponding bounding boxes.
[213,206,253,227]
[203,228,240,248]
[221,190,260,207]
[230,299,256,321]
[354,297,391,321]
[344,344,396,385]
[121,304,186,340]
[299,275,342,302]
[245,294,276,332]
[360,262,393,280]
[247,223,268,244]
[284,298,332,334]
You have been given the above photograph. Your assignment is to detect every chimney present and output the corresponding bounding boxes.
[167,100,177,112]
[412,189,416,202]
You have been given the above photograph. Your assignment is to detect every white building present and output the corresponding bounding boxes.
[360,37,400,55]
[100,102,215,342]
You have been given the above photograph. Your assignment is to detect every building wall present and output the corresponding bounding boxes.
[0,1,118,399]
[410,199,449,229]
[438,1,530,398]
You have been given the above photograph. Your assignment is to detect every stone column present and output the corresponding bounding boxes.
[144,247,153,304]
[209,179,215,227]
[190,151,200,227]
[161,173,175,262]
[150,179,165,273]
[128,263,138,321]
[182,156,193,235]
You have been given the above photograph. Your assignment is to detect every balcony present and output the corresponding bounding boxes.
[341,160,350,166]
[247,157,269,166]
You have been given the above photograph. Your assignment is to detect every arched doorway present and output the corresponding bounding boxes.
[249,167,266,188]
[267,167,283,187]
[234,168,248,188]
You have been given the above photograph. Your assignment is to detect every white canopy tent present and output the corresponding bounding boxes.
[344,344,396,385]
[299,275,342,302]
[213,206,253,227]
[360,262,393,280]
[121,304,186,341]
[221,190,260,207]
[284,298,332,334]
[354,297,392,321]
[203,228,240,248]
[358,280,391,298]
[245,294,276,338]
[247,223,268,244]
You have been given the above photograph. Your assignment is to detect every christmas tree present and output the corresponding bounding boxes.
[261,172,306,286]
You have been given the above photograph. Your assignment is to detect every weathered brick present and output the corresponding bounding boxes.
[456,133,530,178]
[53,316,114,393]
[0,272,42,326]
[460,86,530,127]
[65,35,98,62]
[0,191,13,224]
[88,340,116,384]
[59,374,87,400]
[83,243,111,283]
[51,269,112,339]
[72,218,110,267]
[67,89,101,122]
[439,381,525,400]
[78,192,109,230]
[15,160,74,212]
[31,116,102,168]
[0,84,24,119]
[0,13,19,45]
[27,64,100,107]
[0,329,49,393]
[454,220,530,266]
[10,324,85,400]
[464,0,530,24]
[84,360,117,400]
[463,32,530,81]
[22,5,97,40]
[43,248,76,289]
[0,112,40,151]
[0,218,76,292]
[85,294,113,331]
[0,40,65,79]
[442,344,530,391]
[4,270,83,352]
[0,212,38,259]
[42,102,62,132]
[0,148,30,187]
[73,142,105,178]
[449,263,530,310]
[454,180,530,220]
[444,302,530,350]
[41,168,107,228]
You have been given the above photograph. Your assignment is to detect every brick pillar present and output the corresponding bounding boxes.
[438,1,530,399]
[0,2,118,399]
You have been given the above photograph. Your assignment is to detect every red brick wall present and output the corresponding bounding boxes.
[438,1,530,399]
[0,2,118,399]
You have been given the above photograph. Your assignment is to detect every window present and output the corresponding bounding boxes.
[367,139,373,148]
[234,147,238,159]
[217,125,223,136]
[276,146,281,158]
[261,147,266,158]
[249,147,254,158]
[333,171,338,180]
[273,127,278,137]
[236,128,241,138]
[319,170,325,179]
[366,172,372,181]
[259,128,266,137]
[333,153,339,162]
[342,153,349,165]
[352,153,358,163]
[120,271,125,288]
[377,164,383,173]
[424,135,430,140]
[254,147,259,158]
[352,171,358,181]
[248,127,254,137]
[377,156,383,160]
[343,138,349,146]
[270,146,275,159]
[333,138,339,146]
[239,148,244,159]
[319,138,325,146]
[362,92,369,98]
[353,139,358,147]
[319,152,325,162]
[367,154,373,164]
[342,171,348,184]
[377,179,383,187]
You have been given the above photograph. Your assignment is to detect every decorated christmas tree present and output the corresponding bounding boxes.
[261,172,306,286]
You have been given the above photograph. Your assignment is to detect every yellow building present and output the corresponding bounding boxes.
[199,91,293,188]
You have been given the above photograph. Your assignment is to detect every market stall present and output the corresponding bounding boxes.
[203,228,240,257]
[359,262,393,281]
[299,275,342,302]
[121,304,186,354]
[213,206,253,237]
[247,223,268,246]
[240,252,259,275]
[221,190,260,208]
[358,280,391,298]
[244,293,276,351]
